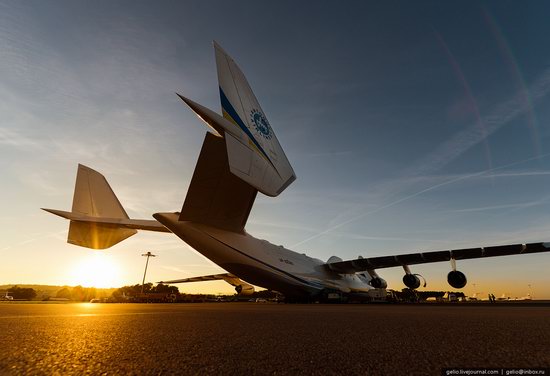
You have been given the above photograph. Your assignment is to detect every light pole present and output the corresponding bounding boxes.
[141,252,157,294]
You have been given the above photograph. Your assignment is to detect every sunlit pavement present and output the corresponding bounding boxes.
[0,303,549,375]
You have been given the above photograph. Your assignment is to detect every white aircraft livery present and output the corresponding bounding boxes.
[44,42,550,301]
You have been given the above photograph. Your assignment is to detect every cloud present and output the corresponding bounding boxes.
[328,230,455,244]
[449,202,545,213]
[404,67,550,177]
[18,170,63,196]
[483,171,550,178]
[0,230,66,252]
[0,127,41,149]
[292,152,550,247]
[301,150,355,158]
[248,220,319,233]
[289,65,550,248]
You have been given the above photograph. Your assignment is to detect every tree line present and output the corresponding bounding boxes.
[112,283,179,301]
[3,283,179,302]
[6,286,37,300]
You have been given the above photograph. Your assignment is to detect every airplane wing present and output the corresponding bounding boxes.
[159,273,238,284]
[159,273,255,295]
[326,242,550,273]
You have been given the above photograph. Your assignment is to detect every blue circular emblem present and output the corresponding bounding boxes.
[250,109,272,140]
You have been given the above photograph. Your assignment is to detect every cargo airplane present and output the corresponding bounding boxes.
[44,42,550,301]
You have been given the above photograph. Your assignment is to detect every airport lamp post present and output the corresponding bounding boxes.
[141,252,157,294]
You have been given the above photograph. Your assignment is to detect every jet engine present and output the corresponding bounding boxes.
[235,284,255,295]
[402,265,426,289]
[447,270,467,289]
[369,276,387,289]
[402,273,427,289]
[364,270,387,289]
[403,273,421,289]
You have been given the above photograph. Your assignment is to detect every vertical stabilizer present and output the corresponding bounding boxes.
[214,41,296,197]
[179,133,257,232]
[68,164,136,249]
[72,164,130,218]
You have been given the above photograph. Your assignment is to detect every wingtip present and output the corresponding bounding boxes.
[174,93,224,138]
[42,208,72,219]
[175,92,190,104]
[77,163,97,173]
[212,40,231,58]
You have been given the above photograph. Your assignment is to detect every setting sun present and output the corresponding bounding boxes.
[69,252,122,288]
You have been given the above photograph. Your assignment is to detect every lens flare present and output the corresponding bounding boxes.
[483,8,542,158]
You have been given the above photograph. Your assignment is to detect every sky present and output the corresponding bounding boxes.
[1,1,550,298]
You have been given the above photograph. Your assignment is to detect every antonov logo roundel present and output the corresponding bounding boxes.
[250,109,273,140]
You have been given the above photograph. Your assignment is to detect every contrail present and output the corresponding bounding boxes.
[292,68,550,248]
[404,67,550,178]
[292,152,550,248]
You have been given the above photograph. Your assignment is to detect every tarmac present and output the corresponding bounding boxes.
[0,302,549,375]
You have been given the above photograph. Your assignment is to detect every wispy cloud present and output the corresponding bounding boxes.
[0,127,41,149]
[0,230,66,252]
[248,220,319,233]
[404,67,550,177]
[18,170,63,196]
[301,150,355,158]
[292,152,550,247]
[328,230,455,244]
[449,201,546,213]
[483,171,550,178]
[290,66,550,247]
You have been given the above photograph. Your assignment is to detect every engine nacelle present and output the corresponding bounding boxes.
[235,284,255,295]
[369,277,387,289]
[403,274,421,289]
[447,270,467,289]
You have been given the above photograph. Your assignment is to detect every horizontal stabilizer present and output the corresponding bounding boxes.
[43,165,169,250]
[176,94,224,138]
[67,221,136,249]
[42,208,169,233]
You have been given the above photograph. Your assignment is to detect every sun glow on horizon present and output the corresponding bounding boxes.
[69,252,122,288]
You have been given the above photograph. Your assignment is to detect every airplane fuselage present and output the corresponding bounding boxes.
[153,213,377,298]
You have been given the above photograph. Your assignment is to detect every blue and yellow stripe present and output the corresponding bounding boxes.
[219,87,278,172]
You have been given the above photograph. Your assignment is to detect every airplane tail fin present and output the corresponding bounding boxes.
[175,42,297,232]
[214,41,296,197]
[71,164,130,219]
[177,42,295,199]
[46,164,137,249]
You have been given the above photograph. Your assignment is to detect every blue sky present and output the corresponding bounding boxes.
[1,1,549,297]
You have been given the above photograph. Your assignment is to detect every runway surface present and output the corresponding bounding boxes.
[0,302,549,375]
